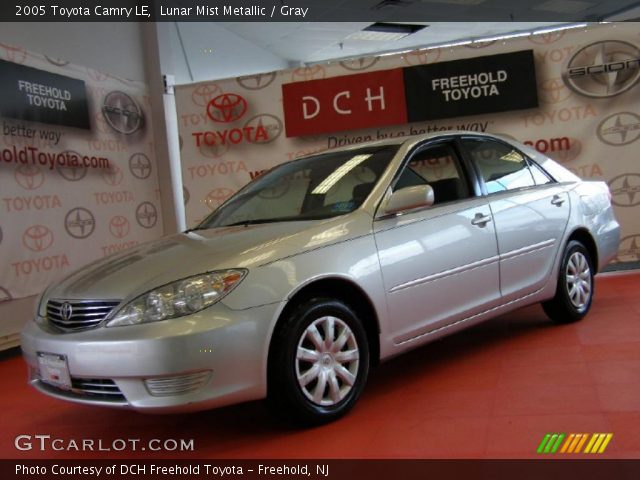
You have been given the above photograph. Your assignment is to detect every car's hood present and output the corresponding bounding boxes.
[45,214,370,302]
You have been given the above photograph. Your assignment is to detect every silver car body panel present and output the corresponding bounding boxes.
[21,132,621,412]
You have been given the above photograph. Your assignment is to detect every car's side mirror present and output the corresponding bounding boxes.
[383,185,435,215]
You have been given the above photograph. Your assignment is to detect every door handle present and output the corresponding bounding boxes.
[551,195,565,207]
[471,213,492,227]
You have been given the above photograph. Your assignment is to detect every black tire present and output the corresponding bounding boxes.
[542,240,594,324]
[267,297,370,426]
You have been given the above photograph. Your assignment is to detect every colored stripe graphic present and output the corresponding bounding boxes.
[537,433,613,454]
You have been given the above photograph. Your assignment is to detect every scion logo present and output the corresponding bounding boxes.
[129,153,152,179]
[528,31,565,45]
[183,186,190,205]
[616,234,640,262]
[45,55,69,67]
[136,202,158,228]
[403,48,441,66]
[0,287,11,303]
[22,225,54,252]
[563,40,640,98]
[109,215,130,239]
[191,83,223,107]
[65,207,96,239]
[608,173,640,207]
[291,65,326,82]
[206,94,247,123]
[102,164,124,186]
[539,78,572,104]
[57,152,87,181]
[243,114,283,144]
[0,43,27,63]
[15,164,44,190]
[236,72,277,90]
[339,57,379,71]
[101,91,145,134]
[597,112,640,146]
[204,188,234,211]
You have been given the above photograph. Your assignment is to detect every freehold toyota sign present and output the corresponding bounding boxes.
[282,50,538,137]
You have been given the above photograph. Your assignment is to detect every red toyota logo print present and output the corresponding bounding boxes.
[15,164,44,190]
[109,215,130,239]
[206,94,248,123]
[22,225,54,252]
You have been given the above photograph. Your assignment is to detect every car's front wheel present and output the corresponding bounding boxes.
[268,297,370,425]
[543,240,594,324]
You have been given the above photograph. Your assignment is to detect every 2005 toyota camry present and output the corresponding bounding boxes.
[22,132,620,424]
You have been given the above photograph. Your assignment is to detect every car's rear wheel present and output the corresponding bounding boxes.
[543,240,594,324]
[268,297,369,425]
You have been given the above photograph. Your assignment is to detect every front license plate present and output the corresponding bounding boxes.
[37,352,71,390]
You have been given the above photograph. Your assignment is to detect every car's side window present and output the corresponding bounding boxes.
[394,143,470,205]
[462,138,536,194]
[528,161,553,185]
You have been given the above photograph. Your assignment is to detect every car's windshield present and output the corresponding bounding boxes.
[197,145,400,229]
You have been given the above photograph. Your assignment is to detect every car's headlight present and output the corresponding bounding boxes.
[106,269,247,327]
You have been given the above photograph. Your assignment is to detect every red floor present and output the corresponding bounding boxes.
[1,272,639,459]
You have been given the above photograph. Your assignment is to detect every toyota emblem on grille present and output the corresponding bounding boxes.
[60,303,73,321]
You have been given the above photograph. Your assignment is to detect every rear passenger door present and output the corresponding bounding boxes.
[460,137,570,302]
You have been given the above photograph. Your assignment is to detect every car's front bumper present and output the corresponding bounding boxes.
[21,301,281,413]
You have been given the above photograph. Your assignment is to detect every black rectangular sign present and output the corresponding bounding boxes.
[403,50,538,121]
[0,59,90,129]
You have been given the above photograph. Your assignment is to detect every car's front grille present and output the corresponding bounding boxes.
[46,299,120,332]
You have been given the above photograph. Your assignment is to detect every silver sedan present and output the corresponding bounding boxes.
[21,132,620,424]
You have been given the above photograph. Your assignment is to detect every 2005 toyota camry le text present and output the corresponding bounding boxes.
[22,132,620,424]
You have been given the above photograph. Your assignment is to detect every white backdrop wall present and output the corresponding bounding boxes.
[0,46,164,305]
[175,23,640,266]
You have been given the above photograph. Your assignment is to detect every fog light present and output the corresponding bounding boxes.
[144,371,211,397]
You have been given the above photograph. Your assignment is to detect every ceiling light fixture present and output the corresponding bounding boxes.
[345,23,428,42]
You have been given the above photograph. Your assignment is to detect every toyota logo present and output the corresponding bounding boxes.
[204,188,234,210]
[236,72,277,90]
[528,31,565,45]
[22,225,54,252]
[101,91,144,134]
[109,215,130,239]
[129,153,152,180]
[45,55,69,67]
[183,186,190,205]
[191,83,223,107]
[608,173,640,207]
[65,208,96,239]
[199,141,230,159]
[243,114,283,144]
[339,57,379,71]
[15,164,44,190]
[597,112,640,146]
[403,48,441,66]
[102,164,124,186]
[206,94,247,123]
[60,302,73,321]
[136,202,158,229]
[57,152,87,181]
[539,78,572,104]
[0,43,27,63]
[563,40,640,98]
[291,65,326,82]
